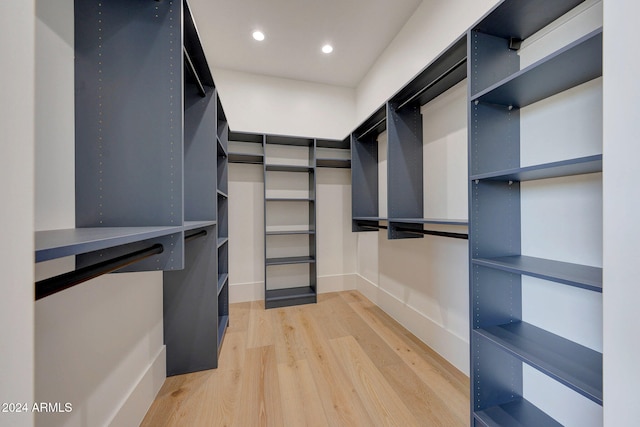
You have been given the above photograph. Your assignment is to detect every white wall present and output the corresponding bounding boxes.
[603,0,640,425]
[355,0,499,123]
[357,80,470,374]
[0,2,35,427]
[213,68,356,139]
[33,2,165,426]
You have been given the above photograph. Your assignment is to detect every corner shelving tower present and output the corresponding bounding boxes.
[263,135,317,308]
[468,0,603,425]
[216,94,230,359]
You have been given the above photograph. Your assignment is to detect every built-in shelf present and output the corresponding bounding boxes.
[217,135,228,157]
[265,256,315,266]
[354,107,387,140]
[228,152,264,164]
[265,286,317,309]
[217,237,228,248]
[475,397,562,427]
[353,216,388,221]
[265,164,313,173]
[390,218,468,226]
[217,189,228,198]
[35,226,182,263]
[475,322,603,405]
[217,273,228,295]
[471,29,602,108]
[217,314,228,347]
[471,155,602,182]
[316,158,351,168]
[473,255,602,292]
[183,220,217,231]
[266,230,316,236]
[265,197,314,202]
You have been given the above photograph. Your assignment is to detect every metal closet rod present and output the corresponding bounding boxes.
[35,229,210,300]
[395,227,468,240]
[183,47,206,97]
[360,224,388,230]
[396,57,467,110]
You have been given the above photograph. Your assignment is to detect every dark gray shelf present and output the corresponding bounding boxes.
[316,137,350,149]
[266,135,314,147]
[228,130,263,143]
[353,216,388,221]
[265,230,315,236]
[266,197,314,202]
[35,226,182,263]
[390,217,468,226]
[217,314,228,347]
[265,256,315,266]
[471,154,602,182]
[265,164,313,173]
[473,0,586,40]
[475,322,602,405]
[265,286,317,309]
[475,397,562,427]
[473,255,602,292]
[353,105,387,139]
[217,273,228,295]
[471,29,602,108]
[217,189,228,198]
[216,136,228,157]
[316,158,351,168]
[228,152,264,164]
[183,221,217,231]
[217,237,228,248]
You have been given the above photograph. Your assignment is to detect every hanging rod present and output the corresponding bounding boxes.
[356,116,387,140]
[185,229,208,243]
[397,57,467,110]
[395,227,468,240]
[35,243,164,301]
[183,47,206,97]
[360,225,388,230]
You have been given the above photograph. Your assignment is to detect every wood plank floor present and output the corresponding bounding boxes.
[141,291,470,426]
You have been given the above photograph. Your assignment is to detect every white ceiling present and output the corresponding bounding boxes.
[188,0,423,88]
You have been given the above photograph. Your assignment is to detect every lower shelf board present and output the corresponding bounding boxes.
[475,397,562,427]
[265,256,315,266]
[265,286,317,309]
[217,315,229,349]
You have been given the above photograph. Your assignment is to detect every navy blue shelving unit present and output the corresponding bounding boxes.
[468,0,603,424]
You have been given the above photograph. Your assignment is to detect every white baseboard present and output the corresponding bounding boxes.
[108,346,166,427]
[356,274,469,376]
[229,274,357,303]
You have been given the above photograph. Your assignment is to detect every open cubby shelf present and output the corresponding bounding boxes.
[265,286,317,309]
[474,397,563,427]
[470,155,602,182]
[229,152,264,164]
[265,256,316,266]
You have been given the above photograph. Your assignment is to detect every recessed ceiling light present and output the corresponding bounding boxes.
[322,44,333,54]
[252,31,265,41]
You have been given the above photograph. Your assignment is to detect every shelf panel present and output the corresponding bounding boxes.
[265,164,313,173]
[473,255,602,292]
[228,152,264,164]
[471,154,602,182]
[471,28,602,108]
[216,136,228,157]
[354,104,387,140]
[182,221,217,231]
[228,130,263,143]
[266,198,314,202]
[474,0,586,40]
[475,322,602,405]
[316,158,351,168]
[266,135,314,147]
[265,256,315,266]
[353,216,387,221]
[316,138,350,149]
[35,226,182,263]
[217,273,228,295]
[390,217,468,226]
[217,237,228,248]
[475,397,562,427]
[217,314,229,348]
[217,189,228,198]
[266,230,315,236]
[265,286,317,309]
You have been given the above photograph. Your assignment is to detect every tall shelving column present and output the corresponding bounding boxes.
[216,93,230,351]
[263,135,317,308]
[468,0,603,425]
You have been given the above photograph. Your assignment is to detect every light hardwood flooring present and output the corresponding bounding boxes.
[141,291,469,426]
